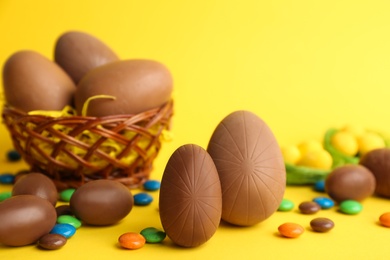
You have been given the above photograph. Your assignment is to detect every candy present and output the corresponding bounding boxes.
[50,223,76,239]
[0,191,12,202]
[379,212,390,227]
[339,200,362,215]
[143,180,161,191]
[0,173,15,184]
[134,193,153,206]
[6,149,21,161]
[278,223,304,238]
[310,217,334,232]
[38,233,67,250]
[59,188,75,202]
[278,199,295,212]
[118,232,146,249]
[140,227,166,243]
[57,215,82,229]
[312,197,334,209]
[55,205,73,217]
[299,201,321,214]
[314,180,325,192]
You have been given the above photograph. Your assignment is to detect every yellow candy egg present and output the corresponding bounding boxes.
[358,132,385,156]
[297,149,333,170]
[297,140,323,157]
[330,131,359,157]
[281,145,301,165]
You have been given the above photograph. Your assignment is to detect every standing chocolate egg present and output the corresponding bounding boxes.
[207,110,286,226]
[74,59,173,116]
[159,144,222,247]
[54,31,119,84]
[2,50,76,112]
[0,195,57,246]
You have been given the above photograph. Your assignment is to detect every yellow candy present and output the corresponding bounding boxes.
[342,124,366,139]
[297,149,333,170]
[358,132,385,156]
[297,140,323,157]
[281,145,301,165]
[330,131,359,157]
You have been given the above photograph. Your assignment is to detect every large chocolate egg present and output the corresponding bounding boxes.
[0,195,57,246]
[159,144,222,247]
[207,110,286,226]
[70,180,133,226]
[74,59,173,116]
[12,173,58,206]
[54,31,119,84]
[2,50,76,112]
[360,148,390,198]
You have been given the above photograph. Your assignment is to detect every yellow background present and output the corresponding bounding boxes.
[1,0,390,259]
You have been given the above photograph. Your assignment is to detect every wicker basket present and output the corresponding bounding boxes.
[2,100,173,190]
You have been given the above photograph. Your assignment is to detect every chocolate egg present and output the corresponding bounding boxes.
[12,173,58,206]
[54,31,119,84]
[207,110,286,226]
[69,180,133,226]
[2,50,76,112]
[360,148,390,198]
[74,59,173,116]
[159,144,222,248]
[325,164,375,202]
[0,195,57,246]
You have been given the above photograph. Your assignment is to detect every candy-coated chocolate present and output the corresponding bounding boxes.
[160,144,222,247]
[310,217,334,232]
[379,212,390,227]
[134,193,153,206]
[299,201,321,214]
[0,191,11,201]
[0,173,15,184]
[314,180,325,192]
[38,233,67,250]
[6,149,21,161]
[12,173,58,206]
[55,205,73,217]
[339,200,363,215]
[118,232,146,249]
[140,227,166,243]
[59,188,76,202]
[0,195,57,246]
[57,215,82,229]
[207,111,286,226]
[70,180,133,226]
[312,197,334,209]
[278,199,295,212]
[50,223,76,239]
[278,223,304,238]
[143,180,161,191]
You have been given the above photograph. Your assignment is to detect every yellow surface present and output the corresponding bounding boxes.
[2,0,390,259]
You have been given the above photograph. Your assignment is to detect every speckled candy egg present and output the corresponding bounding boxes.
[159,144,222,247]
[69,180,133,226]
[0,195,57,246]
[207,110,286,226]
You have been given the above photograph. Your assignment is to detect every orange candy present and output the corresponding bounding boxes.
[379,212,390,227]
[118,232,146,249]
[278,222,304,238]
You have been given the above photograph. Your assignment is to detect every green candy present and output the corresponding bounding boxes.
[60,188,76,202]
[57,215,82,229]
[0,191,12,202]
[278,198,295,212]
[140,227,166,243]
[339,200,363,215]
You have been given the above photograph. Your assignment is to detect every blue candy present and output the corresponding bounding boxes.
[314,180,325,192]
[313,197,334,209]
[134,192,153,206]
[143,180,161,191]
[50,223,76,238]
[0,173,15,184]
[7,150,21,162]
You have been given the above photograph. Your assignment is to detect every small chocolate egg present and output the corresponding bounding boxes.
[69,180,133,226]
[2,50,76,112]
[207,110,286,226]
[360,148,390,198]
[12,173,58,206]
[54,31,119,84]
[325,164,375,202]
[159,144,222,247]
[74,59,173,116]
[0,195,57,246]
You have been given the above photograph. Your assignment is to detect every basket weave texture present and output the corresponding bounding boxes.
[2,100,173,190]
